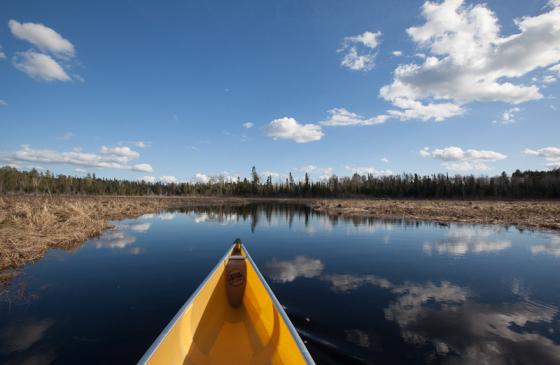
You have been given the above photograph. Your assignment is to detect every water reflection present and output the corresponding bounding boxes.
[0,319,53,353]
[264,257,324,283]
[2,203,560,365]
[531,234,560,257]
[423,225,512,256]
[93,220,152,252]
[386,289,559,364]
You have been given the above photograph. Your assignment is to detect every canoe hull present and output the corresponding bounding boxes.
[138,244,314,365]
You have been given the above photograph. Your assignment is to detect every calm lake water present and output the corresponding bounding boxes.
[2,204,560,364]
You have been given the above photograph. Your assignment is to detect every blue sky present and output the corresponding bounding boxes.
[1,0,559,183]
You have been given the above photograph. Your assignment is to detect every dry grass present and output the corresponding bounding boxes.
[310,199,560,231]
[0,195,247,270]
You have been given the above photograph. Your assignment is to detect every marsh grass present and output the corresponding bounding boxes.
[311,199,560,231]
[0,195,243,270]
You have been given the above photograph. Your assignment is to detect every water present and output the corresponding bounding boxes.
[1,204,560,364]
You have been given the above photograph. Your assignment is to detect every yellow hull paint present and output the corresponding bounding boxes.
[139,244,314,365]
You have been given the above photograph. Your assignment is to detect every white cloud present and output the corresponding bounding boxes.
[386,97,464,121]
[242,122,254,129]
[140,176,157,183]
[133,141,149,148]
[12,50,71,81]
[550,63,560,75]
[159,175,178,184]
[381,157,389,163]
[542,75,557,84]
[100,145,140,160]
[392,50,403,57]
[499,107,521,124]
[195,173,210,183]
[133,163,153,173]
[319,108,391,126]
[264,117,323,143]
[379,0,560,121]
[9,20,75,57]
[420,146,507,172]
[345,165,393,176]
[338,31,382,71]
[297,165,334,175]
[1,145,153,172]
[0,100,7,107]
[0,44,5,59]
[524,146,560,168]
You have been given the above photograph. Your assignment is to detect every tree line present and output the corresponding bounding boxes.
[1,165,559,199]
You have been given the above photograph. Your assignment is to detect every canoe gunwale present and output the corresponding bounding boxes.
[137,248,231,365]
[242,244,316,365]
[137,243,315,365]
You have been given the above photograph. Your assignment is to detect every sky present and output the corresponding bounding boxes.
[1,0,559,183]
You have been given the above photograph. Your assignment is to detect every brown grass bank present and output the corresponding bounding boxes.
[309,199,560,231]
[0,195,248,270]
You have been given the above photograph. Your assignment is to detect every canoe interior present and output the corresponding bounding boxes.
[142,245,311,365]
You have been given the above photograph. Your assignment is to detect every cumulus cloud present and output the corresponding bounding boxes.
[497,107,521,124]
[338,31,382,71]
[140,176,157,183]
[524,146,560,168]
[12,50,71,81]
[100,145,139,160]
[242,122,254,129]
[345,165,393,176]
[195,173,210,183]
[264,117,323,143]
[378,0,560,121]
[9,20,78,81]
[319,108,391,127]
[9,20,75,57]
[392,50,403,57]
[0,44,5,59]
[159,175,178,184]
[1,145,153,172]
[420,146,506,171]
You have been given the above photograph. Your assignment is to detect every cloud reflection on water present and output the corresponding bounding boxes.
[264,257,324,283]
[0,319,53,353]
[531,235,560,257]
[423,225,511,256]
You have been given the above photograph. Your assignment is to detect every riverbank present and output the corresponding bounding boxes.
[0,195,248,270]
[309,199,560,231]
[1,195,559,270]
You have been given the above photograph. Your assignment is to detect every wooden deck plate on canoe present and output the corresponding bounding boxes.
[138,240,315,365]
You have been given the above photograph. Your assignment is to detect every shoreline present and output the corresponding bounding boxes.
[1,195,560,270]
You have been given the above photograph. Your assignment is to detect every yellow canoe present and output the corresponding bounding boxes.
[138,240,315,365]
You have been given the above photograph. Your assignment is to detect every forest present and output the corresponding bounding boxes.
[1,165,559,199]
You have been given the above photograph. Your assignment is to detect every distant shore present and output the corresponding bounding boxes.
[1,195,560,270]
